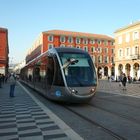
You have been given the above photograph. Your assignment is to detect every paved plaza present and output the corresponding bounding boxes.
[0,79,140,140]
[97,79,140,98]
[0,82,83,140]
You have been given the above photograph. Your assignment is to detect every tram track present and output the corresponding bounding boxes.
[88,103,140,124]
[63,105,126,140]
[22,83,140,140]
[95,92,140,109]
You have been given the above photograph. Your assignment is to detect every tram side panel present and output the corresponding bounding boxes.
[21,56,48,96]
[26,54,64,100]
[20,47,98,103]
[32,55,49,96]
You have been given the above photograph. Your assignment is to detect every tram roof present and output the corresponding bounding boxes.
[55,47,89,54]
[24,47,89,68]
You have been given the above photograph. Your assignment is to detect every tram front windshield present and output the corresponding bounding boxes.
[58,52,97,87]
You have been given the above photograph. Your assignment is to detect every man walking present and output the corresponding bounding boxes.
[9,73,16,97]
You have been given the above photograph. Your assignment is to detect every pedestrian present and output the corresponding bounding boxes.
[0,73,2,88]
[108,76,110,81]
[118,74,122,87]
[122,73,127,90]
[9,73,16,97]
[4,74,9,83]
[1,74,5,84]
[128,75,131,83]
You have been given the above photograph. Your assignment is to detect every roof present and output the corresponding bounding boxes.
[114,21,140,33]
[43,29,114,40]
[0,27,8,32]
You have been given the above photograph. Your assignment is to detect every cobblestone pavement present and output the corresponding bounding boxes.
[0,82,83,140]
[97,80,140,98]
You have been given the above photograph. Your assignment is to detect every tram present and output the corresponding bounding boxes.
[20,47,98,103]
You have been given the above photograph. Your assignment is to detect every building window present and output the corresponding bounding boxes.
[84,46,88,51]
[48,35,53,42]
[125,33,130,42]
[111,57,114,63]
[97,40,101,45]
[99,48,102,53]
[104,40,107,45]
[96,47,101,53]
[133,31,139,40]
[118,36,122,44]
[98,55,102,63]
[104,56,108,63]
[60,36,65,43]
[76,45,80,49]
[111,48,114,54]
[111,41,114,46]
[98,56,100,63]
[76,38,81,44]
[104,48,108,53]
[119,49,123,57]
[91,46,95,52]
[90,39,95,44]
[126,48,130,56]
[48,44,53,49]
[68,36,73,43]
[135,46,139,54]
[83,38,88,44]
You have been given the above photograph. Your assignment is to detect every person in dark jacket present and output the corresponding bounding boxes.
[0,73,2,88]
[122,73,127,90]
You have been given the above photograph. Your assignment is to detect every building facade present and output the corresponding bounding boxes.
[114,21,140,80]
[0,28,9,75]
[26,30,115,78]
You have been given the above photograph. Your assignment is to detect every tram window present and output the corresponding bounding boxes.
[46,56,54,86]
[53,56,64,86]
[33,67,41,82]
[58,52,97,87]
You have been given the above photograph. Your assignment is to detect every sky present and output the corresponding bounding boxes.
[0,0,140,64]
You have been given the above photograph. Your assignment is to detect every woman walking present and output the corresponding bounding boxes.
[122,73,127,90]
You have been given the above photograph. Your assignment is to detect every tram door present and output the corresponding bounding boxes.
[46,55,55,90]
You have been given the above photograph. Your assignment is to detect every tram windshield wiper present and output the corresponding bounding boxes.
[62,58,78,69]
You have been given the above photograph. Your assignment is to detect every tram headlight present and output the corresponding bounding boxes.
[90,88,95,93]
[71,89,77,94]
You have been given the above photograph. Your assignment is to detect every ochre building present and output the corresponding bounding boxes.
[0,27,9,75]
[114,21,140,80]
[26,30,115,78]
